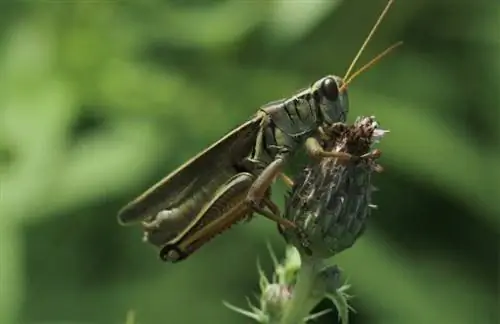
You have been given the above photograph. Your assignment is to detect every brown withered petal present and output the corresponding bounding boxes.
[280,116,388,259]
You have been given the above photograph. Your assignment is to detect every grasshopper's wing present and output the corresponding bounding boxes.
[117,114,263,225]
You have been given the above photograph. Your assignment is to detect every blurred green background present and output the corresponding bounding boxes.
[0,0,498,323]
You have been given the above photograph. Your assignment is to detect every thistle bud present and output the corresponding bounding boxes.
[261,283,292,318]
[281,116,388,259]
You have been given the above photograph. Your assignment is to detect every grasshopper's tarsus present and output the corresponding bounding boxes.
[361,149,384,172]
[362,148,382,159]
[252,203,296,229]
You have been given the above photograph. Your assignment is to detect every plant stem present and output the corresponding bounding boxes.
[280,256,322,324]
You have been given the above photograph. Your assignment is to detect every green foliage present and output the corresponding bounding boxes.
[0,1,497,324]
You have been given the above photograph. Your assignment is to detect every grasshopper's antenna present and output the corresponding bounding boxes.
[342,0,395,82]
[339,41,403,92]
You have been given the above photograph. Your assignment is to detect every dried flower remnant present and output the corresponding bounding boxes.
[281,116,388,259]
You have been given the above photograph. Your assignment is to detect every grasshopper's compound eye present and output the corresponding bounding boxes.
[321,77,340,101]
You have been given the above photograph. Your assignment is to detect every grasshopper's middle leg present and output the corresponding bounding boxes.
[257,196,296,229]
[243,185,295,229]
[243,117,296,229]
[245,158,297,229]
[279,173,294,188]
[245,155,286,207]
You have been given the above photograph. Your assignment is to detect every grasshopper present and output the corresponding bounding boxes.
[117,0,401,263]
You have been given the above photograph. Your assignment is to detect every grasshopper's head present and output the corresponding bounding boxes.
[312,75,349,125]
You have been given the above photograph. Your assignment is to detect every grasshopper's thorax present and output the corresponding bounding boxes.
[256,75,350,163]
[311,75,349,125]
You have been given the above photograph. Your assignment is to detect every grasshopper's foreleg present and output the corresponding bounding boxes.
[305,136,353,162]
[277,150,380,192]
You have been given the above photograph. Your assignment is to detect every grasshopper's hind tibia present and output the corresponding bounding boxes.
[159,172,294,263]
